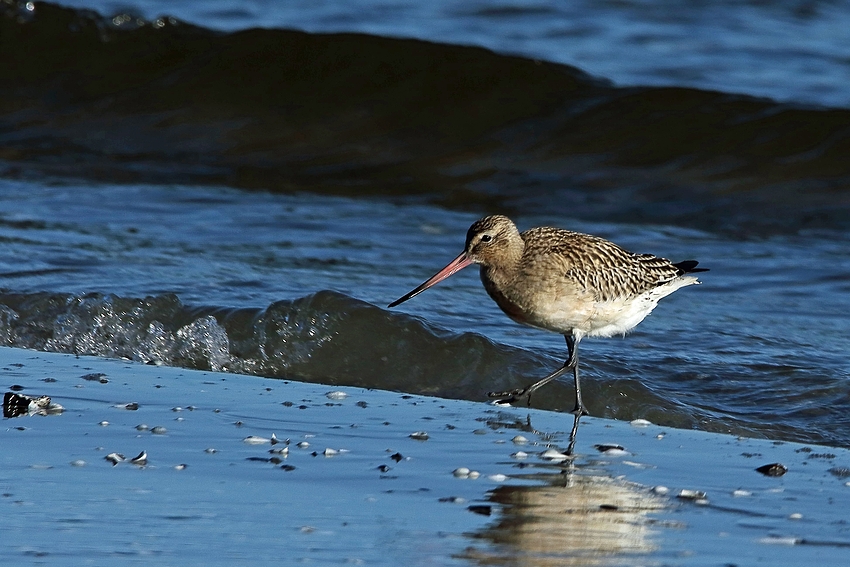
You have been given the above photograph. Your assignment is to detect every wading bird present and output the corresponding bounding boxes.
[389,215,706,454]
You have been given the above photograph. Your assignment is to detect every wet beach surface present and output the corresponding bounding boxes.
[4,348,850,566]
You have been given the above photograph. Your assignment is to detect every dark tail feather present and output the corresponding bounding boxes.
[673,260,708,275]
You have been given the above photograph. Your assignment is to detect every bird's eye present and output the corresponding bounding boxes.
[480,234,492,243]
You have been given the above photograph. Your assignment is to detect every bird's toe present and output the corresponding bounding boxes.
[487,388,530,406]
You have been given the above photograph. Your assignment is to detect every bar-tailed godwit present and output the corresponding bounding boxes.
[389,215,706,453]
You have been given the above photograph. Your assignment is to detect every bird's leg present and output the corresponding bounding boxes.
[489,334,586,410]
[488,363,570,406]
[565,412,581,456]
[565,334,588,456]
[566,334,589,417]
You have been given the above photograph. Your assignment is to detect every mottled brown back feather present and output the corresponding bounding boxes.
[521,227,686,302]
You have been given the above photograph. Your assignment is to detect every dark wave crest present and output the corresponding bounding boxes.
[0,290,544,400]
[0,289,815,446]
[2,2,850,234]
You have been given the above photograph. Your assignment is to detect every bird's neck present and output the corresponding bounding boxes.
[480,240,524,288]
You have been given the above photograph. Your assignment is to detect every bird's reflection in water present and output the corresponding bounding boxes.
[463,415,668,566]
[463,473,667,566]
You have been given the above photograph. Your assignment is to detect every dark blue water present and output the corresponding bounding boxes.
[49,0,850,107]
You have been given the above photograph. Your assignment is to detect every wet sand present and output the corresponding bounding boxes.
[2,346,849,565]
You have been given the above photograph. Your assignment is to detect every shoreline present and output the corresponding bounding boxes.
[2,346,850,565]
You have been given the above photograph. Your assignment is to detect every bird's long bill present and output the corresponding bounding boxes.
[388,252,473,308]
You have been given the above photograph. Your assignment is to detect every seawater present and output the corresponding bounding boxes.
[1,180,848,448]
[50,0,850,107]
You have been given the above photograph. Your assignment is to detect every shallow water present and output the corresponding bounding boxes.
[1,180,848,449]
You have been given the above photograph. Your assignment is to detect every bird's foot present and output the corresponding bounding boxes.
[487,388,529,406]
[571,405,589,417]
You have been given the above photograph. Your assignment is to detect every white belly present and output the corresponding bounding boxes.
[582,276,700,338]
[507,275,700,339]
